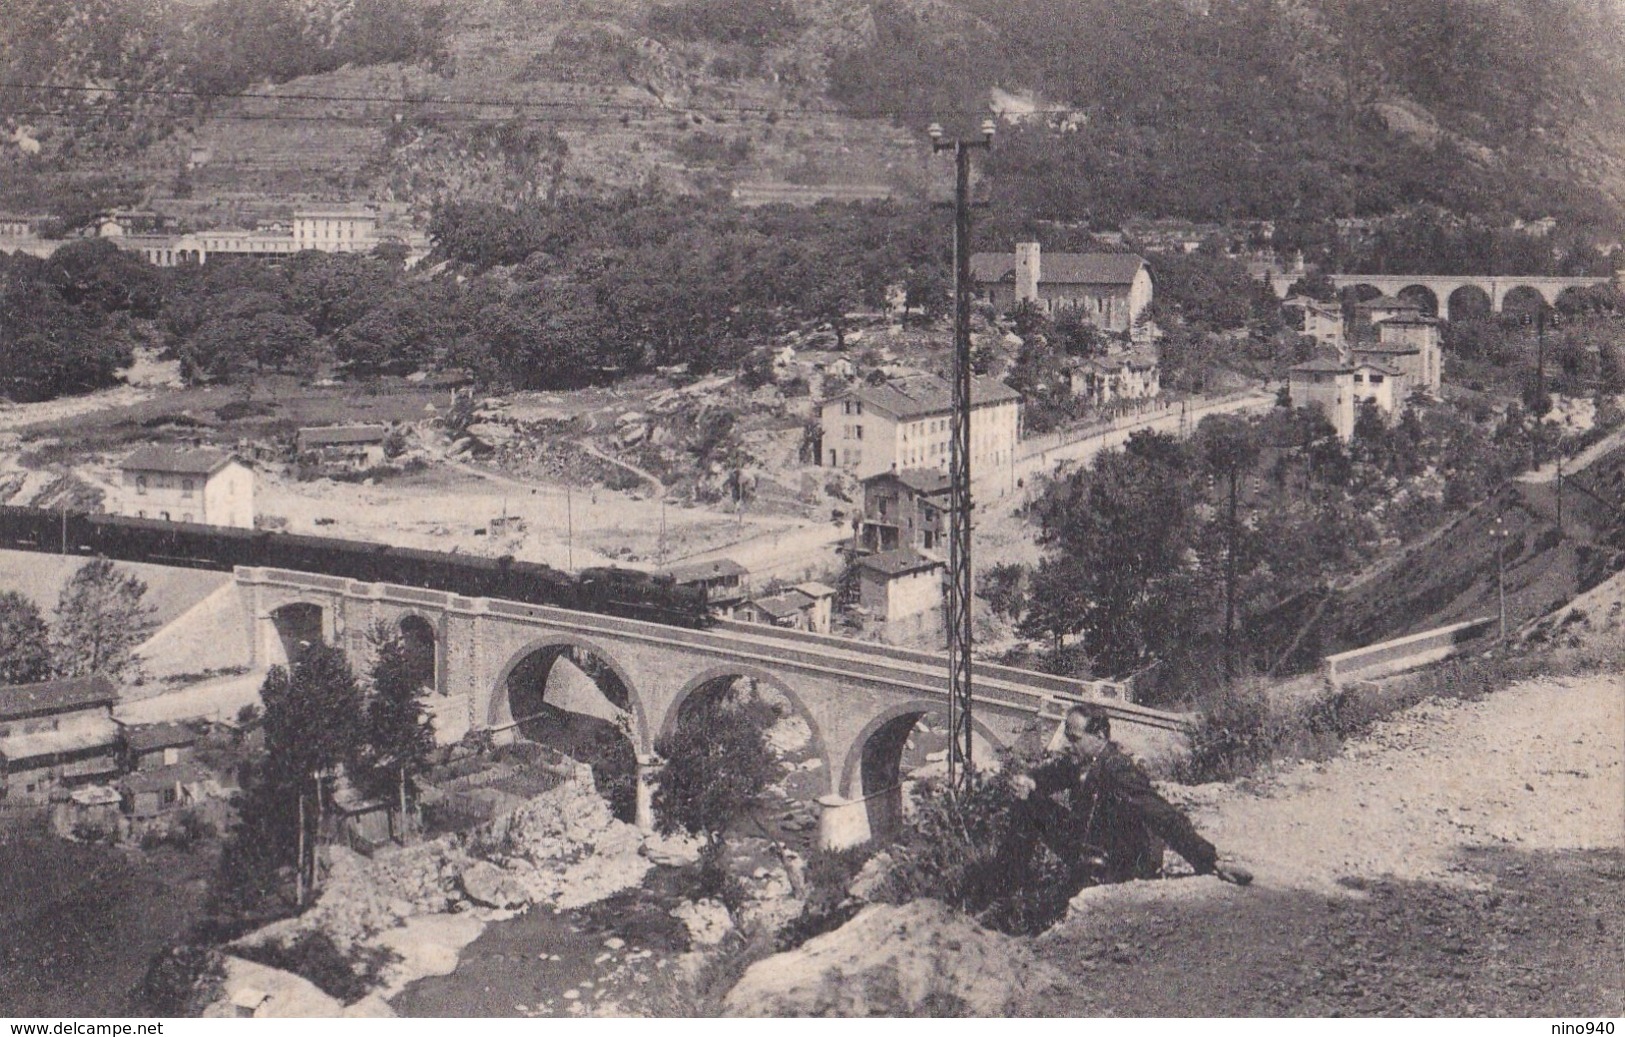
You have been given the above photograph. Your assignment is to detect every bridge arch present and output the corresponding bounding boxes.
[662,665,832,796]
[1499,284,1550,314]
[393,611,440,694]
[837,702,1006,843]
[268,600,329,667]
[1446,284,1492,321]
[1396,284,1439,318]
[489,635,649,821]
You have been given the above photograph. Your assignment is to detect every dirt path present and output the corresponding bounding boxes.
[1033,673,1624,1016]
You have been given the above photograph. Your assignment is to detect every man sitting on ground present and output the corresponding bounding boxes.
[1012,705,1253,887]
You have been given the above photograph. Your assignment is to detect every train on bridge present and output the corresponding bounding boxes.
[0,505,712,629]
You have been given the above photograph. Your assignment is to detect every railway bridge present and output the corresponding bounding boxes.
[234,567,1191,849]
[1326,273,1615,320]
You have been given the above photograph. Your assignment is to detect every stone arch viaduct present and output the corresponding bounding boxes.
[1325,273,1615,320]
[235,567,1190,849]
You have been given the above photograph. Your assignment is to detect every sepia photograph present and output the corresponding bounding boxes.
[0,0,1621,1022]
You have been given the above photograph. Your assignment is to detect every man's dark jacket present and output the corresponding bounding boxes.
[1028,741,1219,883]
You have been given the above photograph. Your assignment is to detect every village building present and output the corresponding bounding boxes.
[1289,359,1407,441]
[737,589,819,632]
[293,206,379,253]
[1352,294,1422,333]
[0,213,38,238]
[970,243,1154,334]
[820,373,1022,497]
[0,677,120,805]
[665,558,751,620]
[857,548,945,645]
[1283,295,1345,351]
[860,468,951,555]
[296,425,390,469]
[119,762,211,822]
[1362,315,1443,394]
[120,721,198,772]
[792,582,836,635]
[1069,351,1162,407]
[119,446,254,527]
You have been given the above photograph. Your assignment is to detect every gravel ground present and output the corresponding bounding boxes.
[1032,673,1624,1017]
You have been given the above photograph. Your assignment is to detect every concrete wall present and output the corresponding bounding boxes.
[1322,617,1497,687]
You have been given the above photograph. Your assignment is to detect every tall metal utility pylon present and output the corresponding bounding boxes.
[928,118,995,789]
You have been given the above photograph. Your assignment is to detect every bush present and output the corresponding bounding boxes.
[871,774,1078,936]
[134,945,227,1017]
[776,845,872,950]
[1177,679,1345,783]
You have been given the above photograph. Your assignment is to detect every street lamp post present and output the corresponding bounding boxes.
[928,117,995,789]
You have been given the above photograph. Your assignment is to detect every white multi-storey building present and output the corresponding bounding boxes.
[118,446,254,528]
[820,373,1023,497]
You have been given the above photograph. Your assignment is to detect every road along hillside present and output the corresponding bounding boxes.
[1033,672,1623,1016]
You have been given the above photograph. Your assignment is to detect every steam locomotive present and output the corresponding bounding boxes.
[0,505,711,629]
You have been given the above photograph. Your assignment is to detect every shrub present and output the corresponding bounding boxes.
[776,844,872,950]
[871,774,1078,936]
[134,945,227,1016]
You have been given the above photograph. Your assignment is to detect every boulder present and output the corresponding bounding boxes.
[671,897,734,947]
[721,900,1066,1017]
[459,860,530,910]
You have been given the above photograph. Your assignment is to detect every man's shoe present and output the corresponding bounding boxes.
[1216,863,1253,886]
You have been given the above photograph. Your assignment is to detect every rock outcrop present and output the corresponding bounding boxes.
[722,900,1067,1017]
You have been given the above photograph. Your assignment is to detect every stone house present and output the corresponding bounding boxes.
[1289,359,1406,441]
[1352,295,1421,335]
[857,548,945,645]
[970,243,1153,333]
[793,582,836,635]
[1283,295,1344,351]
[860,468,952,554]
[737,582,836,634]
[665,558,750,619]
[119,762,211,821]
[0,677,120,805]
[1361,315,1442,394]
[1069,351,1162,407]
[120,721,198,772]
[119,446,254,527]
[296,425,390,469]
[820,373,1022,497]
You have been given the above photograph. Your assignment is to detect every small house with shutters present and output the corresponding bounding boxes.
[296,425,390,469]
[0,677,120,804]
[1069,351,1162,407]
[120,721,198,772]
[119,762,211,820]
[793,582,836,635]
[860,468,952,554]
[119,446,254,528]
[738,590,817,631]
[857,548,945,644]
[665,558,751,619]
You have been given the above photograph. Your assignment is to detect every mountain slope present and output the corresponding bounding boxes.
[3,0,1623,226]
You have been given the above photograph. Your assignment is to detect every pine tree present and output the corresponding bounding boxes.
[363,634,436,832]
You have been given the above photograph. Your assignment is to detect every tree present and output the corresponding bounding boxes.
[652,681,782,886]
[361,633,437,828]
[257,644,365,902]
[51,559,156,680]
[1020,432,1199,677]
[0,591,52,685]
[1195,415,1262,680]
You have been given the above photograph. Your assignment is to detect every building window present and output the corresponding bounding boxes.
[182,478,194,498]
[135,475,147,495]
[855,426,863,441]
[1369,374,1384,384]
